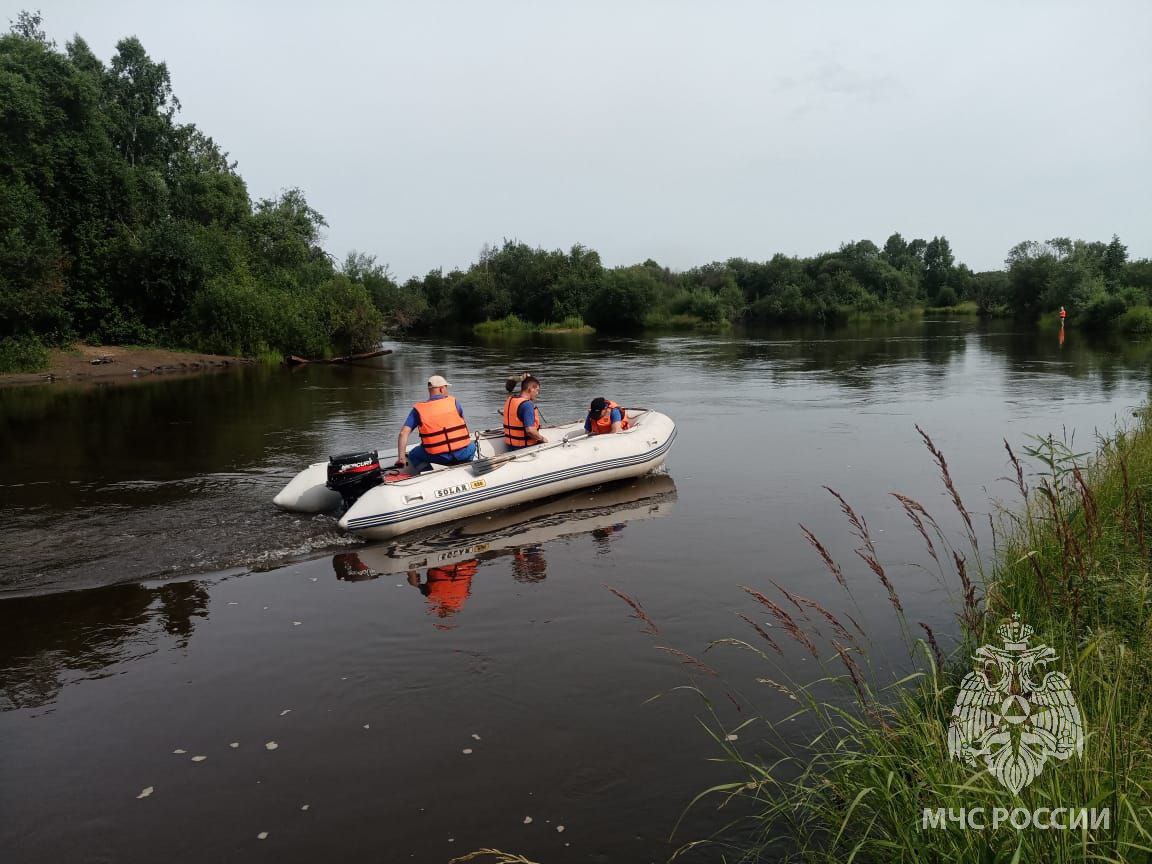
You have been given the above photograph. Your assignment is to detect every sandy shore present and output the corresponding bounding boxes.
[0,344,255,387]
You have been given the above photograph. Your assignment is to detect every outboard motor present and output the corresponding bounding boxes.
[332,552,377,582]
[326,450,384,510]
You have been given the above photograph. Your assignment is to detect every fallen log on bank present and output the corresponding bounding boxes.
[284,348,394,367]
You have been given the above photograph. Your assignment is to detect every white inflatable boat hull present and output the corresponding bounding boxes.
[337,474,677,578]
[273,409,677,540]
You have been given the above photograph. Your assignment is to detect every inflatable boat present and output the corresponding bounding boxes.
[331,474,677,580]
[273,408,677,540]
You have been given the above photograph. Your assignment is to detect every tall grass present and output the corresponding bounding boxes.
[473,315,594,335]
[681,410,1152,863]
[924,300,982,316]
[641,310,735,331]
[450,851,541,864]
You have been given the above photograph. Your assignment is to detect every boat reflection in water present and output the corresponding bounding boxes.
[331,474,676,626]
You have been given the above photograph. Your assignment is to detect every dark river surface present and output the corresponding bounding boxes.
[1,320,1149,863]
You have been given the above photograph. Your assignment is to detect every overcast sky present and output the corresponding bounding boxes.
[31,0,1152,277]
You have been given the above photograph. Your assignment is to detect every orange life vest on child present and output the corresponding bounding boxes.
[413,398,471,455]
[588,400,629,435]
[503,395,538,447]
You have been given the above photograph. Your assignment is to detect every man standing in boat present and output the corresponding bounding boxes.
[394,375,477,469]
[503,375,545,449]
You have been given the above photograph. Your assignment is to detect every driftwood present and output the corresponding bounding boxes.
[284,348,393,367]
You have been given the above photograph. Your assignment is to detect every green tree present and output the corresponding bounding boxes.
[1007,241,1058,321]
[882,232,908,265]
[1126,259,1152,299]
[1102,234,1128,289]
[0,16,396,362]
[246,188,329,281]
[107,37,179,167]
[8,9,51,43]
[167,126,249,227]
[922,236,955,303]
[971,270,1010,315]
[585,267,657,331]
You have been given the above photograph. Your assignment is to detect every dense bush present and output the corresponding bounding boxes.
[669,288,725,323]
[1118,306,1152,336]
[970,270,1010,314]
[745,286,818,323]
[931,285,958,307]
[0,16,388,364]
[585,267,657,332]
[1078,291,1128,330]
[183,275,381,358]
[184,278,286,357]
[0,334,50,373]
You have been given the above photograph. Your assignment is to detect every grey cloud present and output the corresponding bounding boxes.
[775,60,902,102]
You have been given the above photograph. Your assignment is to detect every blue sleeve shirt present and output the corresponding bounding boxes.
[517,399,537,430]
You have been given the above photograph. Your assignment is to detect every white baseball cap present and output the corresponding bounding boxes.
[427,375,451,387]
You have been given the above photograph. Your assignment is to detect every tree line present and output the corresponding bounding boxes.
[395,232,1150,334]
[1,13,388,370]
[3,14,1150,371]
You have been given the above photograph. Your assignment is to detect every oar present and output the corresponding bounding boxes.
[468,431,588,477]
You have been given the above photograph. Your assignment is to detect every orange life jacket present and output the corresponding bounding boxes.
[503,395,538,447]
[414,397,471,456]
[424,561,478,616]
[588,400,629,435]
[427,561,479,582]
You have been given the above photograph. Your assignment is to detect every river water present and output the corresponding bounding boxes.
[1,320,1149,863]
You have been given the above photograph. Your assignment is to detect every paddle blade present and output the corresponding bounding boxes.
[467,458,503,476]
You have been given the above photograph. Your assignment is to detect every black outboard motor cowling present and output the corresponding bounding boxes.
[326,450,384,509]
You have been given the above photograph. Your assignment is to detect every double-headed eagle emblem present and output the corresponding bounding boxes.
[947,614,1083,793]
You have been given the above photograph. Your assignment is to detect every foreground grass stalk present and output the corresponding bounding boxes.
[686,409,1152,863]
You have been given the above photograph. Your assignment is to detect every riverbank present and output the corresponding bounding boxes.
[470,304,987,337]
[700,408,1152,861]
[473,315,595,336]
[0,344,254,387]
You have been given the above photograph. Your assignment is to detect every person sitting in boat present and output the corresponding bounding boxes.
[503,375,544,449]
[584,397,629,435]
[394,375,477,469]
[505,371,532,395]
